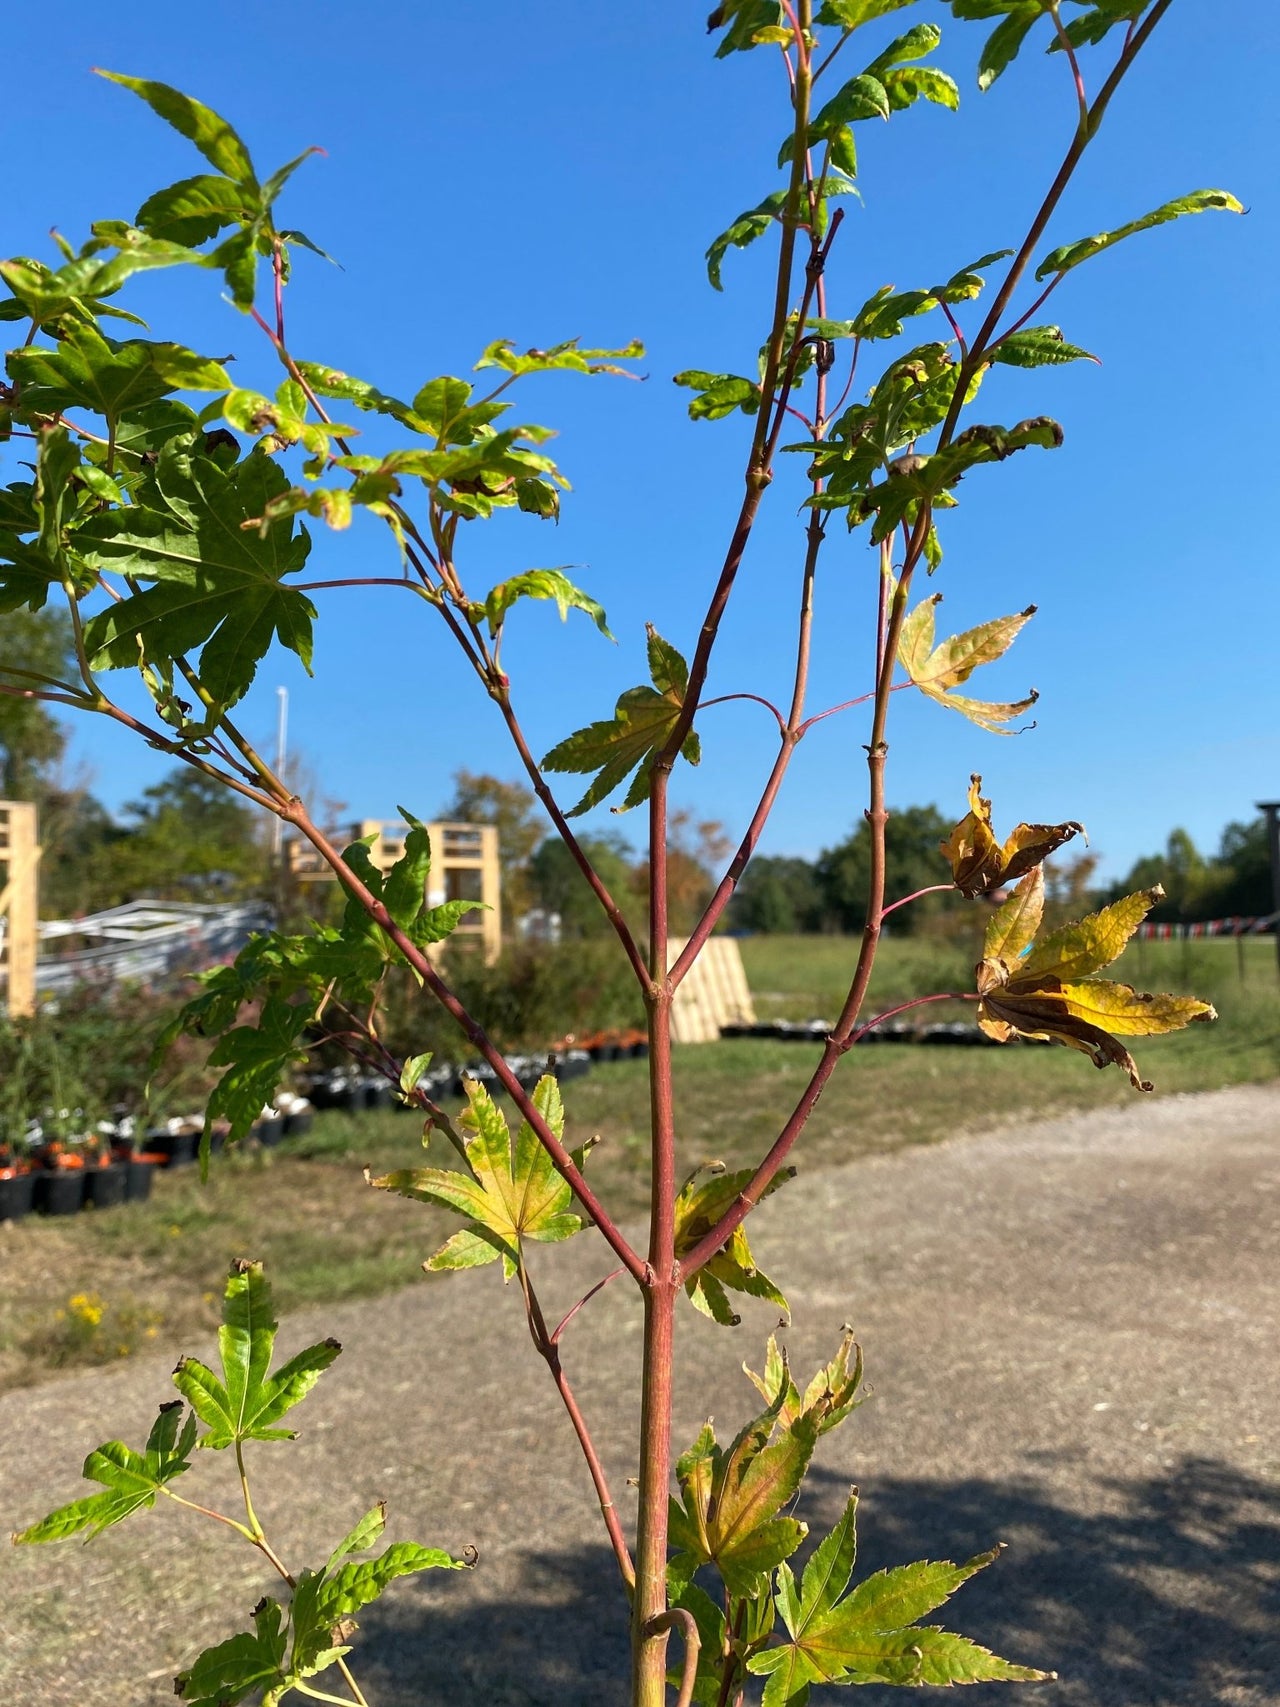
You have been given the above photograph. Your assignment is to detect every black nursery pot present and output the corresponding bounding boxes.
[126,1157,158,1203]
[35,1169,84,1216]
[0,1169,35,1222]
[83,1162,128,1209]
[255,1115,285,1147]
[147,1129,200,1168]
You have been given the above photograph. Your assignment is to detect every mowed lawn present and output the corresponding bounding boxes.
[1,935,1274,1393]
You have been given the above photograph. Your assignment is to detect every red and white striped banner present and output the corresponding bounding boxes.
[1134,913,1277,940]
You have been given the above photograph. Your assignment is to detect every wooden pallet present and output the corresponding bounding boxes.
[0,801,39,1017]
[667,936,756,1044]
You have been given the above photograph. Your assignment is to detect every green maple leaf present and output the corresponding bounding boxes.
[668,1372,817,1599]
[290,1540,464,1678]
[79,443,314,709]
[6,320,225,419]
[483,567,612,640]
[12,1403,197,1544]
[748,1492,1051,1703]
[174,1598,289,1707]
[674,1165,794,1326]
[543,624,700,815]
[172,1260,340,1450]
[1035,188,1244,281]
[744,1329,864,1439]
[176,1505,466,1705]
[897,593,1038,734]
[201,994,313,1152]
[370,1073,587,1279]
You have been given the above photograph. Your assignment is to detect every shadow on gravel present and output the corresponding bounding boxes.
[353,1455,1279,1706]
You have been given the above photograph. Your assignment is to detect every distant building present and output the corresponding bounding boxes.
[286,820,502,964]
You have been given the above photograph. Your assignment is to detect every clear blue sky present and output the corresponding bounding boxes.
[2,2,1274,881]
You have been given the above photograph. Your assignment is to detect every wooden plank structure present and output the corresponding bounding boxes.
[286,819,502,965]
[667,935,756,1044]
[0,800,40,1017]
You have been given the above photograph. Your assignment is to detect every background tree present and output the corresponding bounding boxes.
[1042,849,1102,931]
[93,770,269,908]
[35,787,121,917]
[1119,826,1207,921]
[630,812,732,937]
[0,607,74,799]
[529,831,638,938]
[729,854,824,934]
[1110,817,1274,922]
[438,769,545,923]
[815,805,958,935]
[1209,818,1273,917]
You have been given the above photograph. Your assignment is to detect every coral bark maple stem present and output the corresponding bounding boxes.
[633,763,679,1700]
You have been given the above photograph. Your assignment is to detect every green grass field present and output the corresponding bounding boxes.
[1,934,1274,1393]
[739,930,1278,1023]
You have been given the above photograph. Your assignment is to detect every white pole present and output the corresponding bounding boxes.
[271,687,289,857]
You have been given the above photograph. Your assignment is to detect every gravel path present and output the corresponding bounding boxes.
[2,1083,1277,1705]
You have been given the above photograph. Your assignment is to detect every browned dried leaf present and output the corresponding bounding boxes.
[942,775,1083,897]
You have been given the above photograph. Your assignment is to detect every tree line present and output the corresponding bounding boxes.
[1,609,1270,930]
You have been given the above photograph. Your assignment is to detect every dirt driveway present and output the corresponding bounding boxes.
[3,1083,1277,1705]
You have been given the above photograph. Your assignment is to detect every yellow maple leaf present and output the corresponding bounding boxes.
[941,774,1084,896]
[897,597,1037,733]
[974,871,1216,1089]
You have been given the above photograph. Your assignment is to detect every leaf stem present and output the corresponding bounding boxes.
[699,691,786,733]
[880,882,956,919]
[1047,1,1090,130]
[333,1660,372,1707]
[64,686,282,813]
[812,25,854,84]
[0,663,89,696]
[551,1267,627,1343]
[517,1258,636,1595]
[159,1488,256,1541]
[199,1438,373,1707]
[644,1607,700,1707]
[273,243,287,346]
[714,1597,748,1707]
[797,682,903,736]
[845,991,971,1046]
[293,577,433,595]
[60,582,100,699]
[235,1440,264,1539]
[0,682,92,709]
[995,270,1067,343]
[938,296,968,356]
